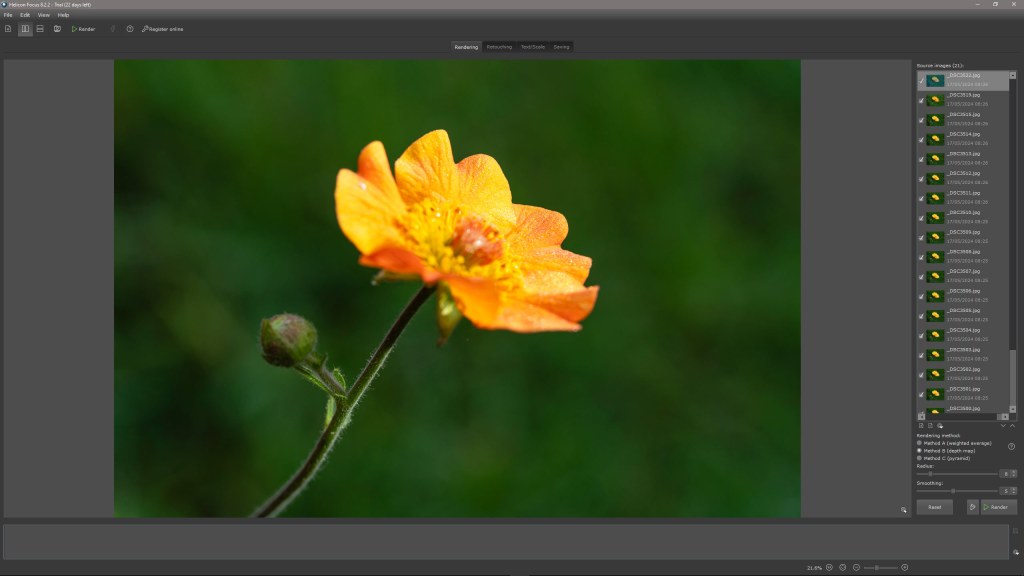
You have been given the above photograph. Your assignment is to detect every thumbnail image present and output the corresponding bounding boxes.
[927,407,945,415]
[926,191,945,204]
[926,251,945,264]
[926,310,945,322]
[926,74,945,87]
[926,388,945,401]
[927,368,945,381]
[926,114,945,127]
[926,153,944,166]
[926,270,945,283]
[927,211,945,224]
[926,134,944,146]
[114,60,801,518]
[926,290,945,303]
[926,329,945,342]
[926,349,945,361]
[926,172,944,185]
[926,231,945,244]
[926,94,945,106]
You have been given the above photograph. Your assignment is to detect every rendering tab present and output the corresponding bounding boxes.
[451,40,481,53]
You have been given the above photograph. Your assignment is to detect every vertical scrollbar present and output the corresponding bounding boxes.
[1011,70,1018,418]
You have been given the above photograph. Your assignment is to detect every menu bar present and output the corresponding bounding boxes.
[2,0,1024,10]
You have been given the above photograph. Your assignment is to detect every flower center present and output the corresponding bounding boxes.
[450,217,503,266]
[395,200,519,286]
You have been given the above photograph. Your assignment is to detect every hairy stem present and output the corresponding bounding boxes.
[252,284,436,517]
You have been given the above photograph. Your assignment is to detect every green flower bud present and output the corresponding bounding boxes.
[260,314,318,367]
[435,284,463,347]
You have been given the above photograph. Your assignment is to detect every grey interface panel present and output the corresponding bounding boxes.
[911,66,1020,523]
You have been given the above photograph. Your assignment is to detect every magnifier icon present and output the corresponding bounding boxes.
[901,506,908,514]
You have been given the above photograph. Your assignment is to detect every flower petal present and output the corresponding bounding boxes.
[357,141,399,199]
[335,169,406,255]
[521,248,592,284]
[523,286,599,324]
[360,247,441,283]
[522,268,588,295]
[507,203,568,249]
[446,276,598,333]
[394,129,457,206]
[455,154,516,233]
[507,204,592,283]
[493,298,586,332]
[444,276,501,328]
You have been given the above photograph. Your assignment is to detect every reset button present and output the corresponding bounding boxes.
[916,499,953,515]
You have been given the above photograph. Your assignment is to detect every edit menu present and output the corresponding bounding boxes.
[913,69,1019,519]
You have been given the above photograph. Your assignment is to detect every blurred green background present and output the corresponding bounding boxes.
[115,60,801,518]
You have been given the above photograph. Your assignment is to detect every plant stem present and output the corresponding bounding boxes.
[252,284,436,518]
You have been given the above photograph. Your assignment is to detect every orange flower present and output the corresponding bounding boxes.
[335,130,598,333]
